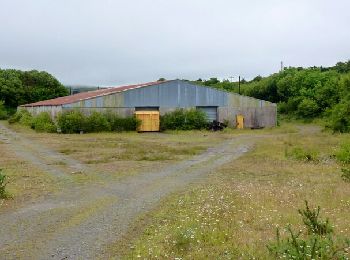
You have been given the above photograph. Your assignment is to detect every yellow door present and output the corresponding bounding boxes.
[150,112,160,131]
[236,114,244,129]
[135,111,160,132]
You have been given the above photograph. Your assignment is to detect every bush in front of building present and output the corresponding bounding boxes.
[84,112,111,132]
[30,112,57,133]
[160,108,208,130]
[10,110,141,133]
[106,113,141,132]
[8,109,33,126]
[57,111,140,133]
[57,110,86,134]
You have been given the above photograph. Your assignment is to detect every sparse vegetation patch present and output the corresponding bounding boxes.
[285,146,319,162]
[118,125,350,259]
[336,142,350,164]
[0,169,9,199]
[268,201,349,259]
[341,167,350,182]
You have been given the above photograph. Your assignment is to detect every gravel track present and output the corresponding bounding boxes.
[0,123,86,178]
[0,122,253,259]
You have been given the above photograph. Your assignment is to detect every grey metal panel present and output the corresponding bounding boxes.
[96,96,103,107]
[178,82,197,106]
[159,81,179,107]
[123,80,228,108]
[84,99,92,108]
[197,106,217,121]
[195,84,227,106]
[124,84,162,107]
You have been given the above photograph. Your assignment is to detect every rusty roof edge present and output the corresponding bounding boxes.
[20,80,172,107]
[61,80,173,105]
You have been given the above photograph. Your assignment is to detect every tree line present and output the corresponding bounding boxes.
[0,69,68,113]
[194,60,350,132]
[1,62,349,132]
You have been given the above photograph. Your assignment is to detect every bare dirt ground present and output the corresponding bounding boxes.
[0,122,255,259]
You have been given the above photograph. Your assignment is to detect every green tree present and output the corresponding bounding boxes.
[297,99,320,118]
[204,78,220,86]
[0,100,8,119]
[0,69,68,110]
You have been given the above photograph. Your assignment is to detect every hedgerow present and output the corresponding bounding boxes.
[106,113,141,132]
[56,110,140,133]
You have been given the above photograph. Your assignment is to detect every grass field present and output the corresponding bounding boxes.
[1,121,349,258]
[0,122,242,207]
[114,124,350,259]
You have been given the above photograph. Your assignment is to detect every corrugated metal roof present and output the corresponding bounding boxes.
[21,80,170,107]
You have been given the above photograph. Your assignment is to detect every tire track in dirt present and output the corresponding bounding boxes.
[0,123,86,178]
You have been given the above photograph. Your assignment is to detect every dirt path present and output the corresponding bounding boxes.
[0,123,86,178]
[0,123,254,259]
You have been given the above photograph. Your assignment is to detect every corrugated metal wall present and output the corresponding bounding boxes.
[22,80,277,128]
[22,105,62,118]
[123,80,228,107]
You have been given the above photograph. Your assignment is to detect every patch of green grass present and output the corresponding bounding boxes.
[285,146,319,162]
[336,142,350,164]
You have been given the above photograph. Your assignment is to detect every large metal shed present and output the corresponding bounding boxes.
[20,80,277,128]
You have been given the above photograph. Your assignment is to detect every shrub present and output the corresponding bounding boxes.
[31,112,57,133]
[160,109,186,130]
[297,98,320,118]
[106,113,141,132]
[57,110,86,134]
[277,102,288,114]
[341,167,350,182]
[183,109,208,130]
[327,95,350,133]
[8,109,33,126]
[19,111,33,126]
[57,111,139,133]
[0,101,8,120]
[0,169,9,199]
[268,201,349,259]
[173,227,195,252]
[335,142,350,164]
[285,146,319,162]
[84,112,110,132]
[298,201,333,235]
[160,109,208,130]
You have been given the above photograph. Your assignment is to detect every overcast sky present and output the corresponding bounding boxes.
[0,0,349,86]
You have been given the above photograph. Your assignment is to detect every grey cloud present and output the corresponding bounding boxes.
[0,0,349,86]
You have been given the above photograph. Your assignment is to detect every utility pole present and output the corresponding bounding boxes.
[238,75,241,95]
[229,76,234,83]
[280,61,284,72]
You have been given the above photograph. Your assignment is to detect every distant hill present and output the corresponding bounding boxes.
[65,85,106,95]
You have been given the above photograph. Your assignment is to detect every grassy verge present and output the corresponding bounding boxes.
[0,142,58,209]
[117,125,350,259]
